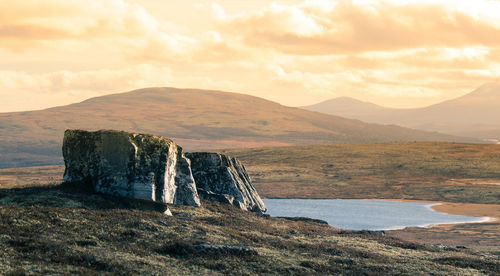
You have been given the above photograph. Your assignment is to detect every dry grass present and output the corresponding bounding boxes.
[0,166,62,189]
[223,142,500,204]
[2,141,499,264]
[221,142,500,254]
[0,185,498,275]
[4,142,499,204]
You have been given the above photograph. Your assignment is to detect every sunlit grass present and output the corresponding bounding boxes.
[223,142,500,203]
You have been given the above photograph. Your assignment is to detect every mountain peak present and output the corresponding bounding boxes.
[322,96,376,105]
[330,96,375,105]
[303,82,500,139]
[463,81,500,98]
[302,96,391,118]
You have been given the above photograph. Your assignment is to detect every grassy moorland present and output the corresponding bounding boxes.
[4,142,498,203]
[1,141,499,266]
[0,185,498,275]
[0,166,63,189]
[222,142,500,204]
[222,142,500,253]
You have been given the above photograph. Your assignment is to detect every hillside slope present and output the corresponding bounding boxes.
[0,185,498,275]
[303,82,500,140]
[0,87,473,168]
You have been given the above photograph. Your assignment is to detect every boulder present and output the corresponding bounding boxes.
[186,152,266,213]
[62,129,200,207]
[196,188,235,205]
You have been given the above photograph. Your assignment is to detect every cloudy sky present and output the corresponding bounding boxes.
[1,0,500,112]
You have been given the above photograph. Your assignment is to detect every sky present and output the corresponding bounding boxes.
[1,0,500,112]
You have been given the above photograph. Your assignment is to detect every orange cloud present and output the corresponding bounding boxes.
[1,0,500,111]
[0,24,69,39]
[331,47,491,70]
[227,1,500,55]
[0,0,158,48]
[0,65,174,112]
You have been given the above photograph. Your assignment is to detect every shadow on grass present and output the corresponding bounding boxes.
[0,183,168,212]
[434,256,500,272]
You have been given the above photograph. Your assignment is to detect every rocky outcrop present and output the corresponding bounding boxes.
[186,152,266,213]
[62,130,266,213]
[62,129,200,207]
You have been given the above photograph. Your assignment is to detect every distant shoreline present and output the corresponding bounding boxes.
[263,198,497,232]
[263,198,499,229]
[349,198,500,225]
[383,200,500,251]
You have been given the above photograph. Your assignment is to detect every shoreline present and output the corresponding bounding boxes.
[355,199,499,233]
[343,198,500,225]
[382,216,495,231]
[426,203,497,224]
[384,201,500,251]
[263,198,499,230]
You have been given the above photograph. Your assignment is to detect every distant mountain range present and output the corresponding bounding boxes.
[303,82,500,142]
[0,87,475,168]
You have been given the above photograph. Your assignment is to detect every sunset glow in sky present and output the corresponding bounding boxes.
[1,0,500,112]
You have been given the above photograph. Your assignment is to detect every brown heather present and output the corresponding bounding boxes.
[0,185,498,275]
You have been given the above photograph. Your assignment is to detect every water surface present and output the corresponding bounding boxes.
[263,199,489,230]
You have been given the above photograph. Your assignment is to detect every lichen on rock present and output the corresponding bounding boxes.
[186,152,266,213]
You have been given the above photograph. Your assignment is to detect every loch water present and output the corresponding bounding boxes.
[263,199,489,230]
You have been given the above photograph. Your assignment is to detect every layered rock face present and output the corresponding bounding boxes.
[62,129,200,207]
[62,129,266,213]
[186,152,267,213]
